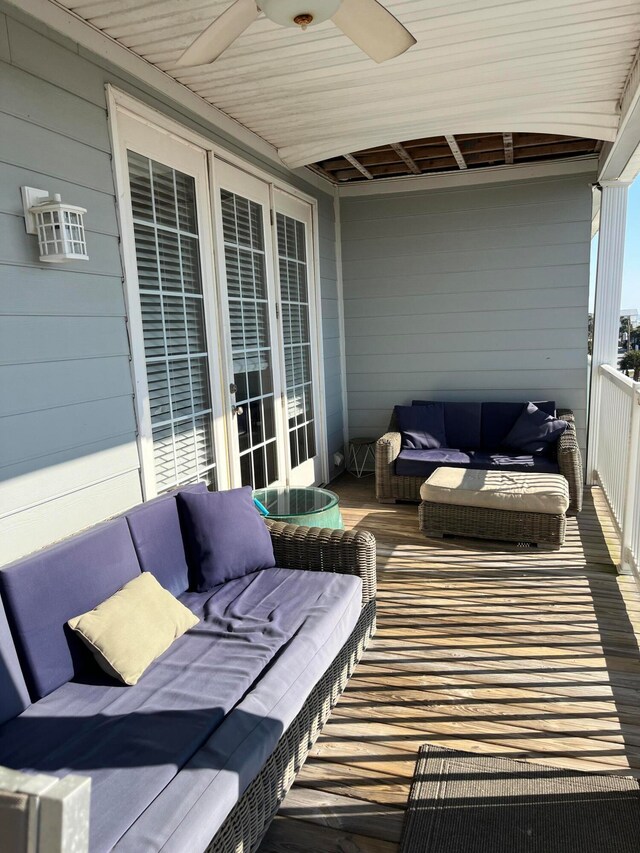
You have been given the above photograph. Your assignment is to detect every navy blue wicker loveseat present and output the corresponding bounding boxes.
[375,400,583,514]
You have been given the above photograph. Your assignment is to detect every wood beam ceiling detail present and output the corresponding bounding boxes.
[445,134,468,170]
[315,132,600,183]
[503,132,514,165]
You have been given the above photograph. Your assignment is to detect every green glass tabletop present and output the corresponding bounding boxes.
[253,486,343,529]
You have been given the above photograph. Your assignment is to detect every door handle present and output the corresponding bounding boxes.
[232,405,244,416]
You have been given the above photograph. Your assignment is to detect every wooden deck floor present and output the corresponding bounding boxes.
[259,477,640,853]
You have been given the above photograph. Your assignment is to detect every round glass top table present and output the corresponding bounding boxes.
[253,486,343,529]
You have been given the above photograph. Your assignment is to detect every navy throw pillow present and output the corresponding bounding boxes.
[177,487,275,591]
[395,403,447,449]
[503,402,568,455]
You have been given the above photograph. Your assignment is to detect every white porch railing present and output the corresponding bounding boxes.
[592,363,640,576]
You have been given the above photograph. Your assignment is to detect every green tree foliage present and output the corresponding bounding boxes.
[620,350,640,381]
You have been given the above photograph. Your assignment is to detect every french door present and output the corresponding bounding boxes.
[214,163,324,489]
[273,190,323,486]
[116,107,325,496]
[117,113,229,497]
[213,162,286,489]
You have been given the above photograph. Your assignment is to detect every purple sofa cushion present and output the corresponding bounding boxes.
[395,448,560,479]
[395,403,446,449]
[470,451,560,474]
[503,402,568,455]
[0,595,30,724]
[395,449,472,478]
[481,401,556,449]
[0,518,141,700]
[413,401,482,449]
[125,482,207,597]
[177,487,275,591]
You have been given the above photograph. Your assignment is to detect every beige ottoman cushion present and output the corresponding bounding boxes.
[420,467,569,515]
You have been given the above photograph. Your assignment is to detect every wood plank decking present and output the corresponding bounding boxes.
[259,478,640,853]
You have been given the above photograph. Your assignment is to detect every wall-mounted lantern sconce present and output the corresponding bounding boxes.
[21,187,89,263]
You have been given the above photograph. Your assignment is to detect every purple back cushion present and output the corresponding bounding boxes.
[125,482,208,597]
[481,401,556,449]
[177,487,276,591]
[413,401,482,449]
[395,403,446,449]
[0,595,31,723]
[0,519,141,700]
[504,402,568,455]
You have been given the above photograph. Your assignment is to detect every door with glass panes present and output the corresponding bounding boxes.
[214,164,323,489]
[273,189,323,486]
[213,161,287,490]
[118,113,228,497]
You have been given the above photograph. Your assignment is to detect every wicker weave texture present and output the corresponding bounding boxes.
[202,521,377,853]
[265,520,377,605]
[376,408,583,513]
[419,500,566,547]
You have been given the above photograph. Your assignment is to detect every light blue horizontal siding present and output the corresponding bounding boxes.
[341,174,594,454]
[0,4,340,564]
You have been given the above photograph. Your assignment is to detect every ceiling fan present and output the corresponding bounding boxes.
[176,0,416,67]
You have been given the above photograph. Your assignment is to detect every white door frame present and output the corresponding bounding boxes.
[210,159,288,488]
[272,187,327,485]
[109,107,230,497]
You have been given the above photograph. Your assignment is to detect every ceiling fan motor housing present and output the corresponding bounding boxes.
[259,0,342,28]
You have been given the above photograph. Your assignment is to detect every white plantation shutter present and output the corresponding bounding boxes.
[220,189,279,488]
[276,212,316,469]
[127,151,216,492]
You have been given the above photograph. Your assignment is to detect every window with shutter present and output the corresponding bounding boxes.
[220,188,279,489]
[277,212,317,471]
[127,151,216,492]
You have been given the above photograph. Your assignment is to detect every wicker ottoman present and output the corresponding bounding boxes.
[419,468,569,548]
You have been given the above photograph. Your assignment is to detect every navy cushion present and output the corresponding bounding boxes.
[125,482,208,597]
[503,403,568,455]
[0,567,361,853]
[395,448,560,479]
[0,519,141,700]
[413,401,482,449]
[481,401,555,449]
[177,487,275,591]
[395,403,446,449]
[470,451,560,474]
[0,595,30,725]
[395,449,471,478]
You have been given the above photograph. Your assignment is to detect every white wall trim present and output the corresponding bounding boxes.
[337,156,599,198]
[599,39,640,183]
[334,189,349,460]
[586,180,630,483]
[309,193,331,485]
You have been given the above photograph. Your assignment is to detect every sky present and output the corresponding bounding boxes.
[590,178,640,313]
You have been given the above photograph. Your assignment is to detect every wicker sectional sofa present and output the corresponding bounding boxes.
[376,401,583,515]
[0,483,376,853]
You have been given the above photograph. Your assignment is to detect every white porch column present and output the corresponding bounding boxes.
[586,180,630,484]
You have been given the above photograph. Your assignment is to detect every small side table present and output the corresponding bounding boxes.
[253,486,343,529]
[348,437,376,478]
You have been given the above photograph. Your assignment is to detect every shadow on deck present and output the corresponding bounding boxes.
[260,480,640,853]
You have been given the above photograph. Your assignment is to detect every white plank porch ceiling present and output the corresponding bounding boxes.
[59,0,640,168]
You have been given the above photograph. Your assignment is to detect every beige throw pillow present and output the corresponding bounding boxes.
[67,572,199,685]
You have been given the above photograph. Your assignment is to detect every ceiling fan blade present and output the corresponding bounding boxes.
[176,0,259,66]
[332,0,416,63]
